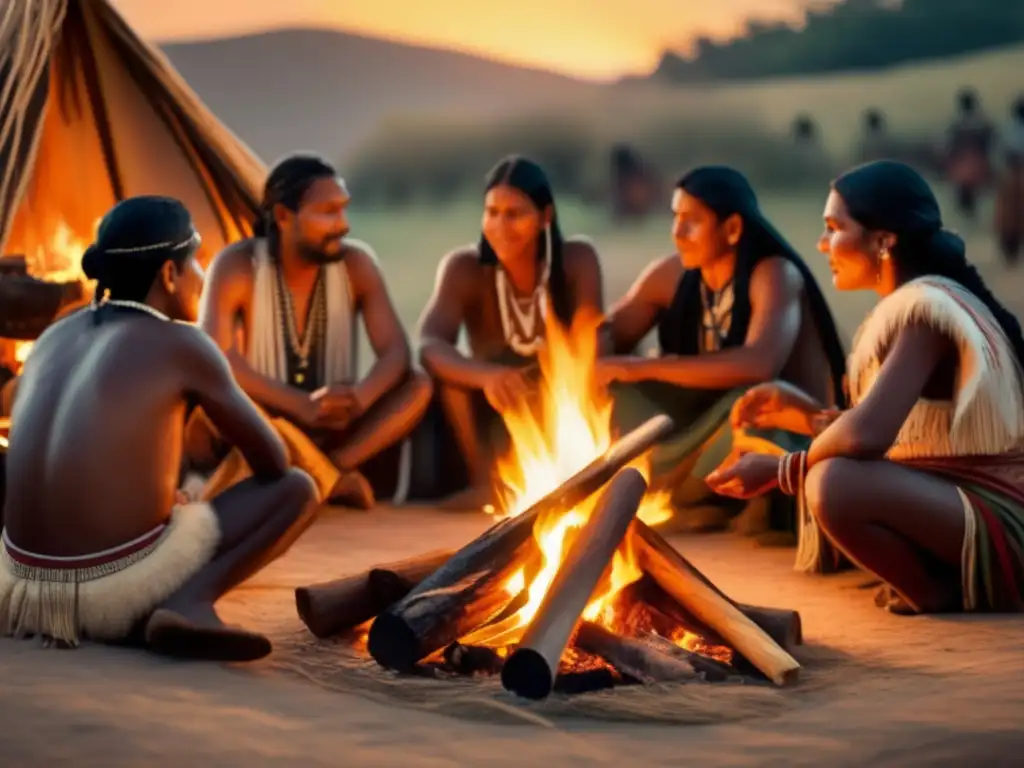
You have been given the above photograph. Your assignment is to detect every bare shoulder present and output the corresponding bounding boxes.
[165,321,232,380]
[635,255,682,304]
[645,254,683,281]
[340,238,385,285]
[563,235,600,263]
[562,235,601,271]
[435,244,482,287]
[205,239,256,293]
[750,255,804,296]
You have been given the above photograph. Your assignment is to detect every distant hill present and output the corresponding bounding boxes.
[161,28,596,166]
[647,0,1024,85]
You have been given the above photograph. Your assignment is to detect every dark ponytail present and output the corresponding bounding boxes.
[834,160,1024,370]
[905,229,1024,369]
[81,243,108,305]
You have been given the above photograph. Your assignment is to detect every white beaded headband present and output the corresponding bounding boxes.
[101,229,201,254]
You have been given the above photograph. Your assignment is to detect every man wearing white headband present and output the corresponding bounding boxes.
[0,195,319,661]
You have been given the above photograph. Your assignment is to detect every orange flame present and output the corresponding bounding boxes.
[468,311,672,646]
[10,219,96,372]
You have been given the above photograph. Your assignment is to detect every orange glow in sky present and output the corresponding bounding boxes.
[111,0,815,80]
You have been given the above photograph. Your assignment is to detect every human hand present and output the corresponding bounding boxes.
[730,382,787,430]
[310,384,366,430]
[705,452,781,499]
[593,356,641,389]
[483,367,532,413]
[809,408,843,436]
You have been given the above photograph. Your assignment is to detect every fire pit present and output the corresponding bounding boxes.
[296,318,803,700]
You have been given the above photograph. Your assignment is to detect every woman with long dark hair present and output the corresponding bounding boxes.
[417,155,605,509]
[599,166,847,537]
[709,160,1024,614]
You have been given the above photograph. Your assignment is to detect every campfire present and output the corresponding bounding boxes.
[2,218,95,373]
[297,316,803,699]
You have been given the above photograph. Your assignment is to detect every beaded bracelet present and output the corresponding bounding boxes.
[777,453,792,495]
[777,451,807,497]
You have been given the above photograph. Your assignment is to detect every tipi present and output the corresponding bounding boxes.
[0,0,265,275]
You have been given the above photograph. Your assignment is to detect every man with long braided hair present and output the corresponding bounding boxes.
[194,154,431,509]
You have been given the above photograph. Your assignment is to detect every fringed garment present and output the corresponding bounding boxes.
[795,276,1024,610]
[0,502,220,646]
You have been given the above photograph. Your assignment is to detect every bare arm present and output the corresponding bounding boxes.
[346,247,410,408]
[417,251,505,389]
[182,327,288,481]
[624,257,803,388]
[565,239,614,356]
[197,245,311,423]
[807,322,951,467]
[606,257,676,354]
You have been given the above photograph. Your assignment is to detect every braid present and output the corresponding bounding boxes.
[946,262,1024,370]
[897,231,1024,370]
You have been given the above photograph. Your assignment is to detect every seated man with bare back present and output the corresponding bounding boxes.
[193,154,432,509]
[597,166,848,537]
[0,196,318,661]
[418,156,605,510]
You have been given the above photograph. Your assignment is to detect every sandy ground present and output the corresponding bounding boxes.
[3,506,1024,767]
[4,187,1023,765]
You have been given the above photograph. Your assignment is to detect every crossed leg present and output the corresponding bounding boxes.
[805,457,966,614]
[323,370,433,508]
[145,468,320,661]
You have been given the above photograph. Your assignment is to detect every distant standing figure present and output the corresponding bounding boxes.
[995,96,1024,265]
[945,88,995,219]
[858,108,888,163]
[792,114,818,145]
[609,144,661,220]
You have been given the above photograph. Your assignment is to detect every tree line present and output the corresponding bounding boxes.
[648,0,1024,84]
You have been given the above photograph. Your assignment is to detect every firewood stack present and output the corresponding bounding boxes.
[296,417,803,700]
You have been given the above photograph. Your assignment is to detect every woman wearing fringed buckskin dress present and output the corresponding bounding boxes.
[417,156,606,510]
[708,160,1024,615]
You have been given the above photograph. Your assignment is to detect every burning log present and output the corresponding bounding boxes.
[574,620,697,685]
[631,522,801,686]
[638,631,736,683]
[0,270,86,340]
[553,668,617,694]
[365,530,536,672]
[640,579,802,654]
[443,642,505,676]
[501,468,648,700]
[368,415,674,672]
[734,604,802,651]
[295,550,454,638]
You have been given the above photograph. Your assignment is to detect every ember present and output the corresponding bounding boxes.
[298,316,803,698]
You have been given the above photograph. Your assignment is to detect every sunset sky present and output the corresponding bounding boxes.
[111,0,822,80]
